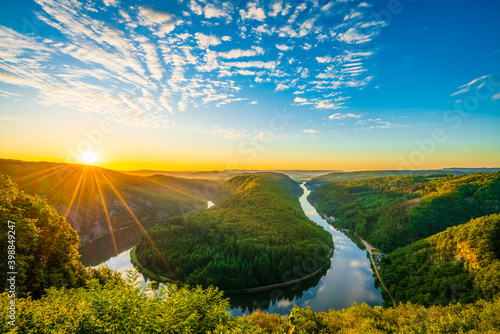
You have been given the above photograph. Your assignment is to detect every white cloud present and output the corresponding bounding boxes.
[329,112,361,119]
[221,36,232,41]
[269,1,283,17]
[103,0,118,7]
[344,10,362,21]
[189,0,203,15]
[235,69,256,75]
[358,2,370,7]
[321,1,334,11]
[317,101,342,109]
[240,2,266,21]
[276,44,293,51]
[288,3,307,24]
[217,46,264,59]
[492,92,500,101]
[194,32,221,48]
[294,97,309,104]
[451,75,490,96]
[316,56,334,63]
[253,23,276,35]
[249,100,258,104]
[275,83,289,91]
[216,97,247,107]
[303,129,317,133]
[0,114,24,122]
[224,61,277,69]
[203,2,233,22]
[337,27,372,44]
[300,68,309,78]
[137,6,178,37]
[136,36,163,80]
[160,95,174,114]
[178,99,188,111]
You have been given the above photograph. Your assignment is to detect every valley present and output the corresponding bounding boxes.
[1,161,500,332]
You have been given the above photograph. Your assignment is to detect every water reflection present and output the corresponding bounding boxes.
[79,220,158,267]
[229,184,383,316]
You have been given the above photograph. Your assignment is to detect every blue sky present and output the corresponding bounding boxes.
[0,0,499,170]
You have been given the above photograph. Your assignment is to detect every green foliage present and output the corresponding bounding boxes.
[2,274,499,333]
[0,271,245,334]
[380,214,500,307]
[0,174,86,298]
[135,175,333,291]
[242,299,500,334]
[309,172,500,252]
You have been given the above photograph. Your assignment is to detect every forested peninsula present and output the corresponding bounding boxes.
[134,174,334,291]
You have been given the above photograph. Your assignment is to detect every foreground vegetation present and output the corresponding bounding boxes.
[1,274,499,333]
[309,172,500,252]
[135,174,333,291]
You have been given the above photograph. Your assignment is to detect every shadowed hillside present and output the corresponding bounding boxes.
[0,159,224,243]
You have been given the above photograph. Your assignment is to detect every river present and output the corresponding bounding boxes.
[79,183,383,314]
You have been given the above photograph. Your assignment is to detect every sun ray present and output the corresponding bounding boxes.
[91,167,118,256]
[19,164,70,189]
[73,166,90,238]
[65,166,88,219]
[34,165,88,280]
[145,177,207,203]
[96,168,176,278]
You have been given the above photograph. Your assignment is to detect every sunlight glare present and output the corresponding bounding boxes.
[80,151,98,165]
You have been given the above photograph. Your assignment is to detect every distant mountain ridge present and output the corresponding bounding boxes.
[124,169,339,181]
[306,168,500,188]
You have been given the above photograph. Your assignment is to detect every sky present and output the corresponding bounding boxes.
[0,0,499,171]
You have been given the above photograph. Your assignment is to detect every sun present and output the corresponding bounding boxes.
[79,151,98,165]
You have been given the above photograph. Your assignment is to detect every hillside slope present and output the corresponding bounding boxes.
[135,174,333,291]
[0,159,222,242]
[379,213,500,307]
[309,172,500,252]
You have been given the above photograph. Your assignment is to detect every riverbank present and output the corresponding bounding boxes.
[131,245,333,295]
[233,248,333,294]
[360,238,396,307]
[130,246,173,283]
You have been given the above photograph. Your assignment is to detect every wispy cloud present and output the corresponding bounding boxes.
[0,0,388,136]
[329,112,361,120]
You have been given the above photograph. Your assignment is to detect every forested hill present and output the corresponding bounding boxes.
[134,174,333,291]
[0,159,222,243]
[223,172,304,197]
[379,213,500,307]
[305,170,470,189]
[308,172,500,252]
